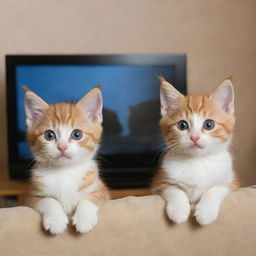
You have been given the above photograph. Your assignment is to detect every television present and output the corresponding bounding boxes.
[6,54,186,188]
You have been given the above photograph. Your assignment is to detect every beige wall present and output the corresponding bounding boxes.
[0,0,255,185]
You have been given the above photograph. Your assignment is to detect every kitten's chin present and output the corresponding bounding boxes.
[35,157,72,167]
[185,144,229,157]
[185,147,207,156]
[35,152,95,167]
[54,152,94,166]
[55,157,76,166]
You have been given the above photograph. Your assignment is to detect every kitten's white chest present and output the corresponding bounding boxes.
[34,161,96,214]
[162,151,233,202]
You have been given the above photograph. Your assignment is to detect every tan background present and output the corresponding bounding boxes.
[0,0,255,185]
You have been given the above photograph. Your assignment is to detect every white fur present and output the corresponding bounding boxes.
[162,151,233,203]
[162,187,190,223]
[34,158,99,234]
[36,198,69,235]
[72,200,99,233]
[161,113,233,225]
[194,186,229,225]
[34,159,97,215]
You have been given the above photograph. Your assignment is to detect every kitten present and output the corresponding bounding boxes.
[24,86,109,234]
[152,77,239,225]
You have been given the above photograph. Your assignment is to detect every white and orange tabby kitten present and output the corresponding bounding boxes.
[152,77,239,225]
[24,86,109,235]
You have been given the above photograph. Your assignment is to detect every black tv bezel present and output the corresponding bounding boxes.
[6,54,186,188]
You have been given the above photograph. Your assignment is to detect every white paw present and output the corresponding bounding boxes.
[194,199,219,225]
[166,201,190,224]
[43,212,68,235]
[72,201,98,233]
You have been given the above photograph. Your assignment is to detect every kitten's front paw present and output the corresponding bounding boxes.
[166,201,190,224]
[43,212,68,235]
[72,201,98,233]
[194,199,219,225]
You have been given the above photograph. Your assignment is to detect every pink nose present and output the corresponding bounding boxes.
[57,145,67,152]
[190,136,200,143]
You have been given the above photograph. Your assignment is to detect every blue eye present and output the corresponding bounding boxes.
[177,120,189,131]
[71,129,83,140]
[44,130,56,141]
[203,119,215,130]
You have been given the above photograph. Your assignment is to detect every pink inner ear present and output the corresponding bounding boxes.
[160,84,184,116]
[160,91,178,115]
[76,88,103,123]
[211,82,234,114]
[31,108,44,122]
[222,88,233,113]
[26,100,43,122]
[25,92,48,125]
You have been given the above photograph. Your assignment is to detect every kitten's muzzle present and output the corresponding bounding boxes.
[57,145,68,152]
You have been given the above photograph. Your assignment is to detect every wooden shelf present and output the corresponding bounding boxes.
[0,180,28,205]
[110,188,151,199]
[0,180,151,205]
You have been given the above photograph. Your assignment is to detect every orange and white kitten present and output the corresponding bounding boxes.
[152,77,239,225]
[24,87,109,235]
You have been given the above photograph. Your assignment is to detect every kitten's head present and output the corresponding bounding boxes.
[159,77,235,156]
[24,87,103,166]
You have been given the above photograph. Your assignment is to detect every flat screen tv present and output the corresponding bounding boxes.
[6,54,186,188]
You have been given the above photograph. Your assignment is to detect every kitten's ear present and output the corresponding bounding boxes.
[76,87,103,124]
[23,86,49,127]
[210,78,234,114]
[159,76,184,116]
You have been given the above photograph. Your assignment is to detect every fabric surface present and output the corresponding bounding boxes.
[0,187,256,256]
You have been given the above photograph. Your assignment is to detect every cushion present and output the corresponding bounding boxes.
[0,187,256,256]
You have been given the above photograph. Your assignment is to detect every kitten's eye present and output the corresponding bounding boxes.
[203,119,215,130]
[177,120,189,131]
[44,130,56,141]
[71,129,83,140]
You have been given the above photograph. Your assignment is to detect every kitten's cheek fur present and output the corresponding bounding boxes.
[72,200,99,233]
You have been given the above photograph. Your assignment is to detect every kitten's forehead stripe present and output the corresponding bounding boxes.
[198,96,205,113]
[186,96,193,113]
[52,103,74,125]
[185,95,208,114]
[52,105,60,124]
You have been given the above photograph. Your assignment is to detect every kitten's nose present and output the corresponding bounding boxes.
[190,136,200,143]
[57,145,67,152]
